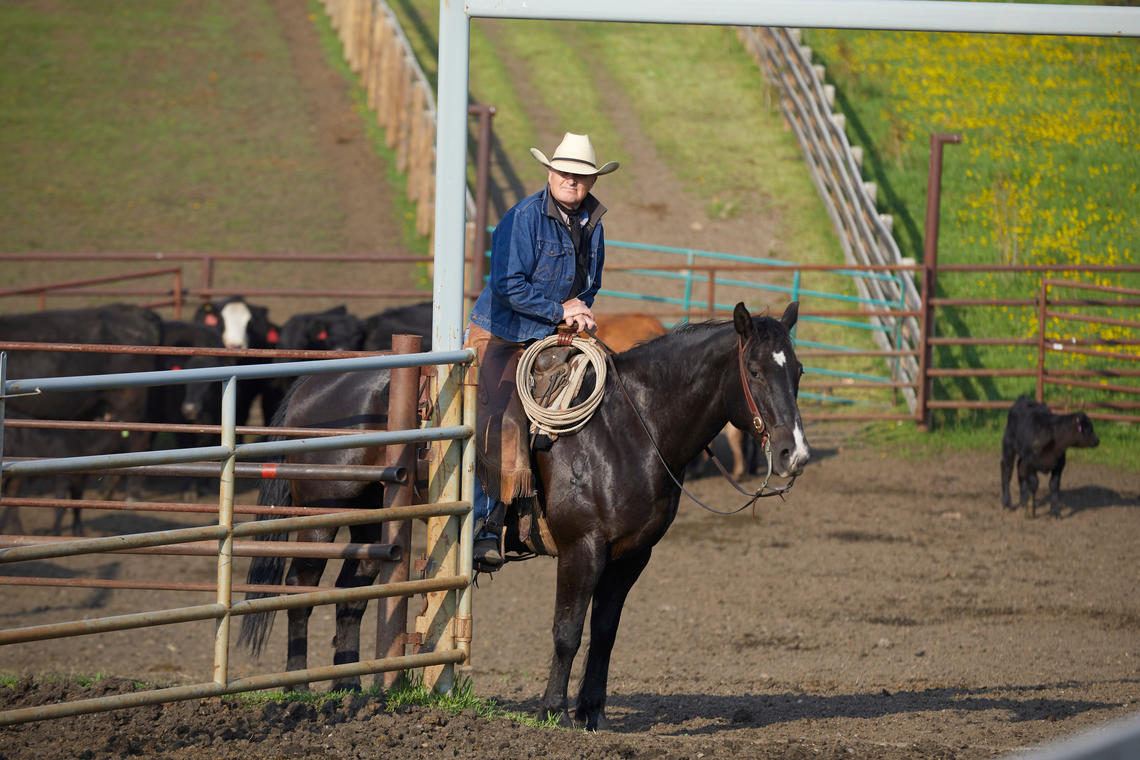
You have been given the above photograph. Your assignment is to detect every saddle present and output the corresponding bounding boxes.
[467,328,588,558]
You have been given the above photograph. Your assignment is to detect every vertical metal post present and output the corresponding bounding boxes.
[707,268,717,319]
[200,256,214,304]
[375,333,420,688]
[456,361,476,664]
[173,269,184,320]
[893,283,905,404]
[1037,279,1048,402]
[418,361,463,694]
[682,251,695,322]
[213,375,237,685]
[0,353,6,498]
[432,0,471,356]
[917,132,961,430]
[467,104,495,314]
[791,269,802,341]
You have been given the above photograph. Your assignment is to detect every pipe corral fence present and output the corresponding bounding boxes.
[0,339,476,725]
[1,253,1135,426]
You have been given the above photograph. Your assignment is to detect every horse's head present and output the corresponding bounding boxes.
[730,301,810,478]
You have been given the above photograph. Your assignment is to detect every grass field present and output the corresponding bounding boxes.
[802,20,1139,416]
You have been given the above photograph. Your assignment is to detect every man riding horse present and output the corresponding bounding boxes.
[464,132,620,572]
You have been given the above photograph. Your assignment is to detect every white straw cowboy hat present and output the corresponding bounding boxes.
[530,132,619,176]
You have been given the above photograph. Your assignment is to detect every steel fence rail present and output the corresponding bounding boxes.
[0,346,476,725]
[0,648,469,727]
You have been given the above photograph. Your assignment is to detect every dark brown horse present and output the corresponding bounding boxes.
[236,301,807,722]
[236,366,395,691]
[520,301,809,729]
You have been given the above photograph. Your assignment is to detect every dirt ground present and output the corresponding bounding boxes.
[0,423,1137,760]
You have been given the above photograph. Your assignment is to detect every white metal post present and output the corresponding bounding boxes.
[213,375,237,685]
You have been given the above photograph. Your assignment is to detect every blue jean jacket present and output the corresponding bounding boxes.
[469,186,607,343]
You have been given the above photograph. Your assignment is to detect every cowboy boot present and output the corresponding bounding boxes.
[474,500,506,571]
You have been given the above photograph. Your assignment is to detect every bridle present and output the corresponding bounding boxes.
[590,327,796,516]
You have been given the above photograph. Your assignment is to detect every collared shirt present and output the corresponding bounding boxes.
[469,186,607,343]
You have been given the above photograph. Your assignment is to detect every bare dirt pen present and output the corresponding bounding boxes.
[1,424,1137,759]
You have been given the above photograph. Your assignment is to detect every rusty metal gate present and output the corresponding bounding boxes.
[0,340,475,725]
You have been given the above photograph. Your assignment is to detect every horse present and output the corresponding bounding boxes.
[236,321,422,690]
[236,367,395,690]
[593,312,758,480]
[514,301,808,728]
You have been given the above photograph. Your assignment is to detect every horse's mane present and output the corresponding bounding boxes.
[620,312,783,360]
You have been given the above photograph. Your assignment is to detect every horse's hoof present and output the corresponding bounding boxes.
[330,679,362,693]
[573,705,610,732]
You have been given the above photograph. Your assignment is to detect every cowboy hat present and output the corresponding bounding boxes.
[530,132,619,176]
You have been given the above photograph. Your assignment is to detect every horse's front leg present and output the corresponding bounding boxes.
[577,546,652,731]
[541,541,605,726]
[329,522,385,692]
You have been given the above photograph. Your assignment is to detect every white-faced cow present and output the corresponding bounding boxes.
[1000,395,1100,518]
[193,297,282,428]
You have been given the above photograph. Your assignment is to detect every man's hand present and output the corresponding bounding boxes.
[561,298,596,333]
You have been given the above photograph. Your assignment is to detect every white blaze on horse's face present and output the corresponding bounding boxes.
[219,301,253,349]
[773,351,786,367]
[791,422,810,470]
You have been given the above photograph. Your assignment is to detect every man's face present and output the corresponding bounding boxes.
[547,168,597,210]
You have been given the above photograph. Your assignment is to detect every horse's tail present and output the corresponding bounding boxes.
[236,472,292,658]
[236,384,299,658]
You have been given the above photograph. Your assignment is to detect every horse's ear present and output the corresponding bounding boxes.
[733,302,754,339]
[781,301,799,332]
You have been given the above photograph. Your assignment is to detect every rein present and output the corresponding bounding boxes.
[588,327,794,516]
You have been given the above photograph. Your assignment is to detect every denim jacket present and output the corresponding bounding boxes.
[469,186,607,343]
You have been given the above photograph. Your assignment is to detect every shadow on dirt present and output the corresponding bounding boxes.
[501,683,1131,735]
[0,560,121,617]
[1061,485,1137,517]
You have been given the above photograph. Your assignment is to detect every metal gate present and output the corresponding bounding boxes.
[0,341,475,725]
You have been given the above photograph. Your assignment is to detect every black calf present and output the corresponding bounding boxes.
[1000,396,1099,518]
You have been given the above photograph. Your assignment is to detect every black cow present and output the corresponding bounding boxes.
[278,305,366,353]
[362,300,432,352]
[0,303,164,531]
[0,413,122,536]
[192,297,281,428]
[1000,395,1100,518]
[152,320,232,501]
[268,305,367,405]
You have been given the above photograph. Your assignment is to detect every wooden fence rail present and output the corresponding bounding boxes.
[322,0,475,240]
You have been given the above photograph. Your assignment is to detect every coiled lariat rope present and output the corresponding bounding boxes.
[516,334,608,437]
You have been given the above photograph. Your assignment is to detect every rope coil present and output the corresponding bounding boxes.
[516,335,608,437]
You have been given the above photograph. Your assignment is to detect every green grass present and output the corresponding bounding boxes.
[228,674,561,728]
[0,1,355,258]
[0,671,563,727]
[840,413,1137,472]
[801,17,1139,420]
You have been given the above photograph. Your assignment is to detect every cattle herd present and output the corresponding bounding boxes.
[0,297,1105,539]
[0,298,432,534]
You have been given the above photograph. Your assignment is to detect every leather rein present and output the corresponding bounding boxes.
[587,327,795,516]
